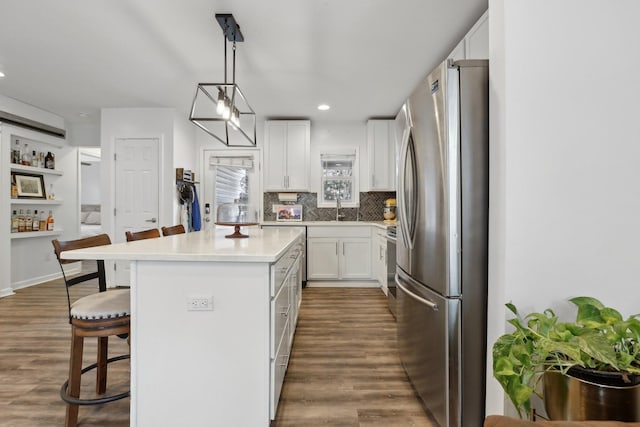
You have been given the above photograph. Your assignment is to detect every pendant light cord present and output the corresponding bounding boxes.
[232,41,236,85]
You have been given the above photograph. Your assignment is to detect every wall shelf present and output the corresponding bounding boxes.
[10,199,63,205]
[10,229,63,240]
[10,164,63,176]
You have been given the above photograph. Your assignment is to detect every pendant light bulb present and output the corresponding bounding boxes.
[231,106,240,127]
[222,97,231,120]
[216,91,226,115]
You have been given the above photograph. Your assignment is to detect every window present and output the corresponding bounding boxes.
[209,156,253,217]
[318,149,359,207]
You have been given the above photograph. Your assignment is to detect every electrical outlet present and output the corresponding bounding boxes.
[187,297,213,311]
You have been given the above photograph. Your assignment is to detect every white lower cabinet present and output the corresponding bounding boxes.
[269,240,302,419]
[375,230,388,295]
[307,226,372,280]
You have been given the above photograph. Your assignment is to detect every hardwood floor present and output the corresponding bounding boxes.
[272,288,434,427]
[0,280,432,426]
[0,274,129,427]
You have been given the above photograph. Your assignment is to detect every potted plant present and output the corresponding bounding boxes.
[492,296,640,421]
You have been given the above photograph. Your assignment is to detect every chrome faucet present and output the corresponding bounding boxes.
[335,192,345,221]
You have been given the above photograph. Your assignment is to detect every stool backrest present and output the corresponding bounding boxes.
[161,224,185,236]
[52,233,112,322]
[125,228,160,242]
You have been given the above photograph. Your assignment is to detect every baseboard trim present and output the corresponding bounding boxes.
[0,287,16,298]
[306,281,380,288]
[10,263,82,292]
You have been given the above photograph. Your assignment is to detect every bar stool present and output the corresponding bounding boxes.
[52,234,130,427]
[161,224,186,236]
[125,228,161,241]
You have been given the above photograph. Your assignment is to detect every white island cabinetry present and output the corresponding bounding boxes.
[61,228,303,427]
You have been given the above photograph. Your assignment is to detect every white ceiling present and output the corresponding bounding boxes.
[0,0,487,127]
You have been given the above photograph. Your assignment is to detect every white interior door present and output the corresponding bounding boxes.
[202,149,261,230]
[114,138,160,285]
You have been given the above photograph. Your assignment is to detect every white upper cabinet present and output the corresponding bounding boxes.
[447,10,489,61]
[366,119,396,191]
[264,120,310,191]
[465,11,488,59]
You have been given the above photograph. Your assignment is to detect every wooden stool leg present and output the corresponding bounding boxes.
[65,330,84,427]
[96,336,108,394]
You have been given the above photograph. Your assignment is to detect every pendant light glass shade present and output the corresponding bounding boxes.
[189,13,256,147]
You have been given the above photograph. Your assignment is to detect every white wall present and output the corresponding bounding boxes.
[486,0,640,416]
[68,121,100,147]
[172,112,197,224]
[80,162,100,204]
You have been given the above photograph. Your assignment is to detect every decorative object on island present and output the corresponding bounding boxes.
[189,13,256,147]
[12,172,46,199]
[215,202,258,238]
[275,204,302,222]
[492,296,640,421]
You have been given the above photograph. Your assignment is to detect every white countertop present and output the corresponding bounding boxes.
[60,227,303,263]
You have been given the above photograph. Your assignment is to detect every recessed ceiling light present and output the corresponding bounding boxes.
[317,104,330,111]
[0,71,5,78]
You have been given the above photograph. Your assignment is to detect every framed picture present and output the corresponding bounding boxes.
[13,173,46,199]
[276,204,303,221]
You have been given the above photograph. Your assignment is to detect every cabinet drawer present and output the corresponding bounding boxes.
[271,278,290,358]
[307,226,371,238]
[270,242,301,296]
[270,322,290,419]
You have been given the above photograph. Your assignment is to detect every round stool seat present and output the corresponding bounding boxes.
[70,289,130,320]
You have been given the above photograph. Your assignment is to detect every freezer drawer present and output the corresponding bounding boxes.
[396,268,460,427]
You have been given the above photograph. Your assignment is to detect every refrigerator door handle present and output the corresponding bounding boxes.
[398,126,413,250]
[396,277,439,311]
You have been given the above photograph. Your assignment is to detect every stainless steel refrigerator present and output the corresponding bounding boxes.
[396,59,489,427]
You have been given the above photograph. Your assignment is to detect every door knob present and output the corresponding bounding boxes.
[145,218,157,223]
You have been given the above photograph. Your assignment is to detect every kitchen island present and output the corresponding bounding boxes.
[61,227,304,427]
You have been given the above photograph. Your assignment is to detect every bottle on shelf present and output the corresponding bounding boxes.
[45,151,55,169]
[11,175,18,198]
[39,211,47,231]
[48,183,55,200]
[32,210,40,231]
[25,209,33,231]
[18,209,26,232]
[46,210,55,231]
[12,139,22,164]
[21,143,32,166]
[11,210,18,233]
[32,150,38,168]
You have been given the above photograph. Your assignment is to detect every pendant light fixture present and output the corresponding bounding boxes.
[189,13,256,147]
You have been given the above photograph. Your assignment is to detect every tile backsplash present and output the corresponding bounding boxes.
[263,192,395,222]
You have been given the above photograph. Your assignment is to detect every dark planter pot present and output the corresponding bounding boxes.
[544,366,640,422]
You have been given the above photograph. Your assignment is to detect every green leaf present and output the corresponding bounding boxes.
[600,307,623,324]
[575,303,604,327]
[506,302,518,316]
[511,383,534,410]
[575,334,618,369]
[570,296,605,310]
[494,357,516,376]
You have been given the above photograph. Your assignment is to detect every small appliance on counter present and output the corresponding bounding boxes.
[384,198,397,224]
[215,202,258,238]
